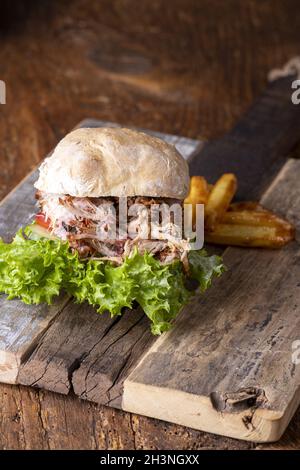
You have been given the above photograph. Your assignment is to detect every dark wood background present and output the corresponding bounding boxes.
[0,0,300,450]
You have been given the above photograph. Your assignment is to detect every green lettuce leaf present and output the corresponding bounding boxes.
[66,251,191,334]
[68,258,137,316]
[0,227,225,334]
[125,252,191,335]
[188,249,225,292]
[0,228,78,304]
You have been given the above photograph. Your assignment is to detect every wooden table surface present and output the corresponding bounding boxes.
[0,0,300,450]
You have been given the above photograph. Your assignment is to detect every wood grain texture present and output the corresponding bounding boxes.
[18,298,155,408]
[0,170,38,242]
[0,295,69,384]
[1,0,300,450]
[123,159,300,442]
[72,308,155,408]
[18,303,118,395]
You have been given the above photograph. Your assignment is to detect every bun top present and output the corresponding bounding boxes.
[34,127,190,199]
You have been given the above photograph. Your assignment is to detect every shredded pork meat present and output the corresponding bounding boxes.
[35,191,191,266]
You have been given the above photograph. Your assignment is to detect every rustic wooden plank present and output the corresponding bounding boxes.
[72,307,155,407]
[0,295,69,384]
[0,169,38,242]
[18,302,154,407]
[122,158,300,443]
[12,122,198,393]
[18,302,118,394]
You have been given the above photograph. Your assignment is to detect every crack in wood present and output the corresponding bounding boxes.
[210,387,267,414]
[68,315,123,395]
[35,392,50,449]
[103,322,151,405]
[81,313,138,394]
[18,304,121,393]
[75,311,147,402]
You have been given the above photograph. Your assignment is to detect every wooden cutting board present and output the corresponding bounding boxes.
[1,71,300,442]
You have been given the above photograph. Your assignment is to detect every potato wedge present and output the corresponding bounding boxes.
[185,176,210,205]
[205,223,295,248]
[205,173,237,231]
[186,174,295,249]
[222,210,294,230]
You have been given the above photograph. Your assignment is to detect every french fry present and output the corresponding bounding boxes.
[205,173,237,231]
[185,176,210,205]
[186,174,295,249]
[185,176,210,226]
[205,222,295,248]
[222,210,294,231]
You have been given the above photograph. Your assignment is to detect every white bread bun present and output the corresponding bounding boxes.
[34,127,189,199]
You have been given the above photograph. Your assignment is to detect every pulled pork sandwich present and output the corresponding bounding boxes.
[0,127,224,334]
